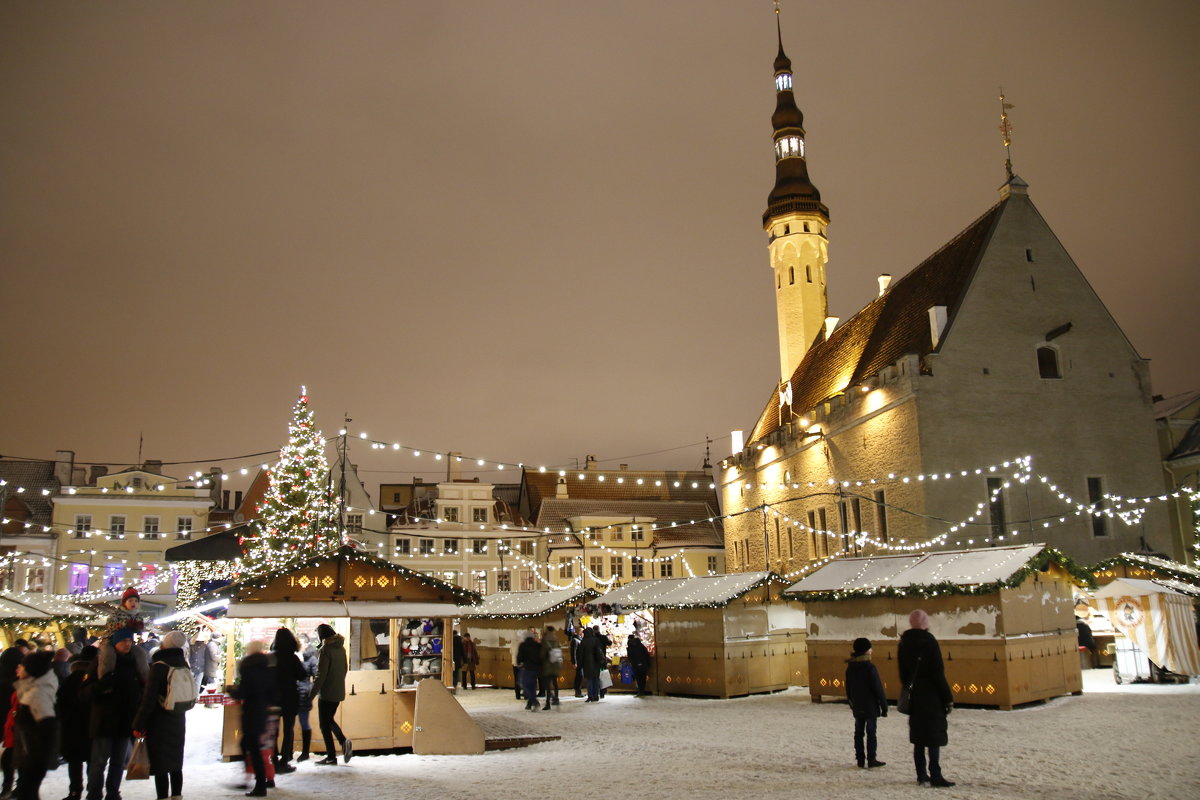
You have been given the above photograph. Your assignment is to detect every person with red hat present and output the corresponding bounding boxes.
[98,587,148,679]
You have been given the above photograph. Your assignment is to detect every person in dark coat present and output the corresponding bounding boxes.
[131,631,189,800]
[594,628,612,698]
[897,610,955,788]
[229,642,275,797]
[626,633,651,696]
[460,633,479,690]
[270,628,303,774]
[310,624,351,766]
[515,632,542,711]
[56,646,98,800]
[845,637,887,769]
[0,641,30,799]
[576,628,606,702]
[13,650,59,800]
[451,631,465,690]
[85,627,143,800]
[1076,617,1099,668]
[294,635,317,762]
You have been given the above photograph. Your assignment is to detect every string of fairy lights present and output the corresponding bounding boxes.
[3,423,1198,599]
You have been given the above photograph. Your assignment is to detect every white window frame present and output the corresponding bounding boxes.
[176,517,193,539]
[110,515,126,539]
[74,515,92,539]
[143,516,160,540]
[471,507,488,523]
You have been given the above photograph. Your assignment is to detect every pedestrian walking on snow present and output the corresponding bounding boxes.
[311,625,351,766]
[845,637,887,769]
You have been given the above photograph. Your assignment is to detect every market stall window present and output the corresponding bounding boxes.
[398,617,444,688]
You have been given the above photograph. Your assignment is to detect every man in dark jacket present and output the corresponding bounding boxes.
[85,627,143,800]
[845,637,887,769]
[515,632,542,711]
[576,628,606,702]
[57,646,98,800]
[311,624,351,766]
[897,610,956,788]
[626,633,651,696]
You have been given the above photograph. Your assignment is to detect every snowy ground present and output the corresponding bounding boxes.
[37,669,1200,800]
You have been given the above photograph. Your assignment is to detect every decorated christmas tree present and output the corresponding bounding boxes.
[239,387,342,576]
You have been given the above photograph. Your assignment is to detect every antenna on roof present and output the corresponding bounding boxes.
[998,89,1015,180]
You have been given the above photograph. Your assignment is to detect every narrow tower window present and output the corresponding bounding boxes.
[805,265,812,283]
[1037,346,1061,379]
[775,72,792,91]
[773,135,805,161]
[788,266,795,285]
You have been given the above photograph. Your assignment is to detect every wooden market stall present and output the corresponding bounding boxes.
[586,572,806,698]
[785,543,1084,710]
[209,545,485,756]
[457,587,598,691]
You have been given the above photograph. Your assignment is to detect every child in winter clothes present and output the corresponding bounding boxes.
[844,637,888,769]
[98,587,149,678]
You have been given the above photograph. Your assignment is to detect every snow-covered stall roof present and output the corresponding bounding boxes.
[458,588,598,619]
[7,593,103,622]
[0,597,49,622]
[1092,553,1200,590]
[785,544,1057,599]
[588,572,778,610]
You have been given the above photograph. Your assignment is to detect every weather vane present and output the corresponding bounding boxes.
[999,89,1015,180]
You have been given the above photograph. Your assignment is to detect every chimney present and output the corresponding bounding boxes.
[555,477,569,499]
[877,274,892,296]
[928,306,948,349]
[619,464,628,471]
[585,455,598,470]
[89,465,108,484]
[824,316,840,339]
[222,490,231,510]
[142,459,163,475]
[448,451,462,482]
[71,466,86,485]
[54,450,75,486]
[234,490,244,509]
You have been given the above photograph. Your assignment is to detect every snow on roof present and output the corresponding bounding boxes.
[0,598,48,619]
[6,593,98,619]
[590,572,775,609]
[1095,553,1200,586]
[785,544,1047,594]
[459,588,597,618]
[1094,577,1191,599]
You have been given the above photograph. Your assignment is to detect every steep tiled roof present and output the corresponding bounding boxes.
[0,459,60,530]
[535,498,723,549]
[749,200,1006,442]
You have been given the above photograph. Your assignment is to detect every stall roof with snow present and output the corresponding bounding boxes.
[7,593,103,622]
[783,543,1088,600]
[589,572,780,610]
[1091,553,1200,594]
[458,588,598,619]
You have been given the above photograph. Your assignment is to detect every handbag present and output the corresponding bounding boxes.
[898,655,921,715]
[598,669,614,690]
[126,738,151,781]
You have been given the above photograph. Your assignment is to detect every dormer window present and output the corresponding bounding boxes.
[775,72,793,91]
[774,135,804,161]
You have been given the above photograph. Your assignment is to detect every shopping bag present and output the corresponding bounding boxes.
[126,739,151,781]
[620,663,633,684]
[598,669,614,690]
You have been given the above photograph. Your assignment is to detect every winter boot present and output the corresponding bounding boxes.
[296,730,312,762]
[543,699,551,710]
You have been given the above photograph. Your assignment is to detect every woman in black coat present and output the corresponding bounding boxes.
[56,646,97,800]
[229,642,276,797]
[897,609,955,788]
[132,631,190,800]
[271,628,303,773]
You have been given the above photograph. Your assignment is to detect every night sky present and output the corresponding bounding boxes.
[2,2,1196,488]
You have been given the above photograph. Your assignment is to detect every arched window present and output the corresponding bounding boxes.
[788,266,795,285]
[1037,346,1061,379]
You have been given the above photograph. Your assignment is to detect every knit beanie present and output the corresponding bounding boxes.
[852,637,872,656]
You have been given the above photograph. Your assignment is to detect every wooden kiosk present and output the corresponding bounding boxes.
[786,544,1083,710]
[587,572,807,698]
[458,588,597,690]
[213,546,486,756]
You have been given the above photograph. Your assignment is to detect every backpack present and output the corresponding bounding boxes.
[161,665,197,713]
[548,646,563,665]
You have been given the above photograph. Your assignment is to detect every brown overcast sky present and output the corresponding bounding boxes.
[1,1,1197,487]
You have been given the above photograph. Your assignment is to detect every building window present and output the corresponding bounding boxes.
[987,477,1006,539]
[850,497,862,540]
[497,571,511,592]
[774,134,804,160]
[631,558,644,579]
[394,537,411,555]
[103,564,124,592]
[472,539,487,555]
[558,558,574,578]
[707,556,718,574]
[838,503,850,552]
[176,517,193,539]
[110,516,126,539]
[589,556,604,579]
[419,538,435,555]
[775,72,792,91]
[806,511,818,558]
[519,540,535,556]
[472,507,488,523]
[443,570,459,586]
[346,514,363,534]
[611,527,623,541]
[631,525,645,542]
[75,515,92,538]
[818,508,829,558]
[805,265,812,283]
[444,539,459,555]
[23,568,45,593]
[442,507,460,522]
[140,564,158,591]
[392,492,402,503]
[69,564,89,594]
[519,569,535,591]
[143,516,160,540]
[1088,477,1109,537]
[1037,346,1061,379]
[660,560,673,578]
[472,571,488,595]
[0,566,13,593]
[610,557,624,579]
[788,266,795,285]
[1026,248,1034,262]
[874,490,889,543]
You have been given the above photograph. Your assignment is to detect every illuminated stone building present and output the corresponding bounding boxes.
[720,22,1168,573]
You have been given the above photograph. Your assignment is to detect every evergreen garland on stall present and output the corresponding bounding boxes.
[237,388,340,579]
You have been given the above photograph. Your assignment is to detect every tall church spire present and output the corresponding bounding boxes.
[764,7,831,383]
